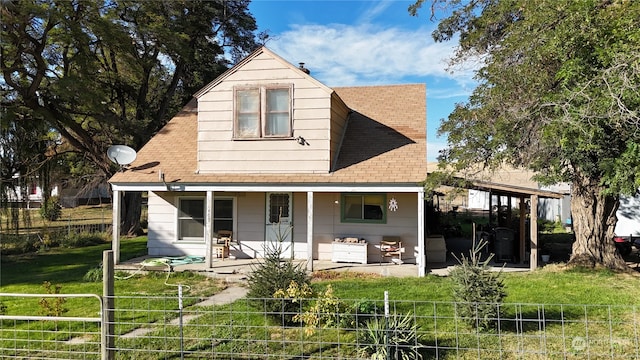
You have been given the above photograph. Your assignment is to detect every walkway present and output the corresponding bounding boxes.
[121,285,249,339]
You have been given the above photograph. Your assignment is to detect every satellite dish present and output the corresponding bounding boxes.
[107,145,137,167]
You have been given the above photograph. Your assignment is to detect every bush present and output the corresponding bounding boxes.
[246,236,310,325]
[62,231,108,248]
[83,264,103,282]
[293,284,353,335]
[39,196,62,221]
[449,240,506,330]
[357,312,423,360]
[38,281,67,317]
[351,299,378,326]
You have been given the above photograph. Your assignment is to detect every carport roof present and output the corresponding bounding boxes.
[469,180,565,199]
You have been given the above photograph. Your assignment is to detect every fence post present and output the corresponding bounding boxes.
[384,291,390,360]
[102,250,115,360]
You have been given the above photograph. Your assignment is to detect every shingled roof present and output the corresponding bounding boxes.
[110,83,427,186]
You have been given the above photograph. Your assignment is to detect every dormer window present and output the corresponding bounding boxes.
[234,85,292,139]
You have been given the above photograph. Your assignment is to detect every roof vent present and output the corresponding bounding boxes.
[298,62,310,74]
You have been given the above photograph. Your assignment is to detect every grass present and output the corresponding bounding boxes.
[313,264,640,306]
[1,236,639,359]
[1,237,223,315]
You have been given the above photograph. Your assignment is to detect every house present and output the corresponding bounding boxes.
[5,173,59,208]
[109,47,429,276]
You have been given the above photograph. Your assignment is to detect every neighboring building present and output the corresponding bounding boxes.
[5,174,59,208]
[465,167,638,236]
[109,47,429,275]
[617,193,640,236]
[6,174,110,209]
[58,183,111,208]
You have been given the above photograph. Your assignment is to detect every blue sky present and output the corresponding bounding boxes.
[248,0,479,161]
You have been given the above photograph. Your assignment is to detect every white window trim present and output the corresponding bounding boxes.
[233,84,293,139]
[176,196,205,243]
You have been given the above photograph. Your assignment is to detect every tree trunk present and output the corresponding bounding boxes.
[568,176,629,271]
[121,191,143,236]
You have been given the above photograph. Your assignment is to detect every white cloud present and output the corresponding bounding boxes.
[427,141,448,162]
[267,23,477,89]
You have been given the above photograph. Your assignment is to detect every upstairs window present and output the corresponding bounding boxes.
[234,85,292,139]
[341,193,386,223]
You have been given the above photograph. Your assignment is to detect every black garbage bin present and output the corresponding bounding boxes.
[493,227,515,263]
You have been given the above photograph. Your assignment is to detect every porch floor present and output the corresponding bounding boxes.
[114,255,531,282]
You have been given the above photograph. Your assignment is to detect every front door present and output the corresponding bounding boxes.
[265,192,293,257]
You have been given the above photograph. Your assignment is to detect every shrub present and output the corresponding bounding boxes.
[357,312,423,360]
[351,299,378,326]
[293,284,353,335]
[62,231,108,248]
[38,281,67,317]
[246,236,310,325]
[449,240,506,330]
[83,264,103,282]
[39,196,62,221]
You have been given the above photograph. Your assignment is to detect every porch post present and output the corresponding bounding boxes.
[519,196,526,264]
[306,191,314,272]
[111,189,121,265]
[418,190,426,277]
[205,191,214,268]
[529,195,539,270]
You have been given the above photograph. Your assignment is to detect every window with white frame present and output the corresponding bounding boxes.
[234,85,292,139]
[341,193,386,223]
[178,197,235,241]
[178,197,205,241]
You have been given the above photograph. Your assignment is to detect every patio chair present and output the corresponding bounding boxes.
[212,230,232,260]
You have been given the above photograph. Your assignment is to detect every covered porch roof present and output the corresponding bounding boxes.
[432,174,565,271]
[469,180,565,199]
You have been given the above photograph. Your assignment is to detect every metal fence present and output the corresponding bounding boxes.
[3,293,636,359]
[0,293,103,359]
[105,296,638,359]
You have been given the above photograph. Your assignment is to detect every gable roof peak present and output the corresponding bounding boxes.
[194,46,329,98]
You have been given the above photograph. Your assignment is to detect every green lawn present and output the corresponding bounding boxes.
[2,236,639,307]
[0,237,223,316]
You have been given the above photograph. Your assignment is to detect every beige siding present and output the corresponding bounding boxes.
[197,52,333,174]
[233,192,266,258]
[147,191,211,257]
[329,94,350,170]
[312,192,419,263]
[147,191,176,256]
[264,192,420,262]
[146,191,419,263]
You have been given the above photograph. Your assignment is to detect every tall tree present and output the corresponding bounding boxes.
[0,107,52,231]
[411,0,640,270]
[1,0,258,235]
